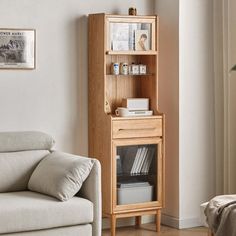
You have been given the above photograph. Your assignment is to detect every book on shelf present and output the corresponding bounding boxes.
[132,147,146,174]
[122,146,137,173]
[137,147,148,173]
[130,147,142,174]
[141,146,155,174]
[128,23,138,50]
[140,148,149,173]
[121,146,156,175]
[141,154,148,174]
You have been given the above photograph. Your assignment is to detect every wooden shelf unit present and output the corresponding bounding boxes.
[88,13,164,236]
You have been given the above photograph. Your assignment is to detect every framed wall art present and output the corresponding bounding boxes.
[0,29,35,69]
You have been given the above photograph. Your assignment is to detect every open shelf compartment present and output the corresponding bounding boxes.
[105,54,158,114]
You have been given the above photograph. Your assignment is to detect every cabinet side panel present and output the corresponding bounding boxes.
[88,14,112,214]
[162,114,165,207]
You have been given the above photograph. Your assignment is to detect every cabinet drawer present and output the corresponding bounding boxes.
[112,118,162,139]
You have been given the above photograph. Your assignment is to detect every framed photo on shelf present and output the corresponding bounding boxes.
[135,29,150,51]
[0,29,35,69]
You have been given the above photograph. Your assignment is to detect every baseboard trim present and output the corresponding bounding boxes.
[102,213,202,230]
[161,213,203,229]
[161,213,180,228]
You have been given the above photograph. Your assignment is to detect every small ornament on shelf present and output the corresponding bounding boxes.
[110,62,147,76]
[111,62,119,75]
[139,64,147,74]
[129,63,139,75]
[120,62,128,75]
[128,7,137,16]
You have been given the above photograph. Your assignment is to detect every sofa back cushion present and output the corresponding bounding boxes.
[0,150,49,192]
[0,131,55,152]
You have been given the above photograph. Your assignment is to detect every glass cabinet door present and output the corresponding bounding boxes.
[106,17,156,52]
[114,140,162,208]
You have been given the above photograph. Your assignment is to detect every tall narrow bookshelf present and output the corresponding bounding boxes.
[88,13,165,235]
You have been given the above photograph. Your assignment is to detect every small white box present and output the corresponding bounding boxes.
[122,98,149,111]
[139,64,147,74]
[129,64,139,75]
[117,185,153,205]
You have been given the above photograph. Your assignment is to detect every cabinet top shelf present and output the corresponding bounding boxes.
[106,50,157,55]
[89,13,158,20]
[105,14,157,19]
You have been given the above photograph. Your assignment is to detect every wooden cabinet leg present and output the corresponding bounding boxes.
[156,210,161,232]
[135,216,142,228]
[111,215,116,236]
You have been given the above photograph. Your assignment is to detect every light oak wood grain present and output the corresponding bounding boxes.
[89,13,164,236]
[88,13,113,215]
[112,118,162,139]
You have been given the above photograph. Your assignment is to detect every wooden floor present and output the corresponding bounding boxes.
[102,224,208,236]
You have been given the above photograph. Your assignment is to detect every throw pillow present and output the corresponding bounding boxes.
[28,151,94,201]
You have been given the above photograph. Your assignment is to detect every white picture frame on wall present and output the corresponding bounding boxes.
[0,29,36,69]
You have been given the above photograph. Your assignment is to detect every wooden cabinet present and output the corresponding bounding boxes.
[88,13,164,235]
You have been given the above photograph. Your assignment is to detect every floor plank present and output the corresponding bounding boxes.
[102,224,208,236]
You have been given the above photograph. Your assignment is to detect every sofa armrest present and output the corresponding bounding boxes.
[78,159,101,236]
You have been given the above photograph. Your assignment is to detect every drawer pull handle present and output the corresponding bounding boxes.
[118,128,155,132]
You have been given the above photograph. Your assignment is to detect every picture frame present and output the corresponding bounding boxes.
[0,29,36,69]
[135,29,150,51]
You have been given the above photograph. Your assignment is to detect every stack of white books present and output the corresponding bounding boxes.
[122,146,155,175]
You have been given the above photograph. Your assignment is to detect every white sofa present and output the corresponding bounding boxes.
[0,131,101,236]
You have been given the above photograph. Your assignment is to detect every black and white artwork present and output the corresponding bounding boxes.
[0,29,35,69]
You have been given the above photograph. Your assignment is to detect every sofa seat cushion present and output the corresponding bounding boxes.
[0,191,93,234]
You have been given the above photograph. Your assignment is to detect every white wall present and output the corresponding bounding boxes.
[156,0,216,228]
[0,0,154,156]
[179,0,215,227]
[155,0,180,226]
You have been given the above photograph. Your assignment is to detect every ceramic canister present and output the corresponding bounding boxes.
[111,62,119,75]
[120,62,128,75]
